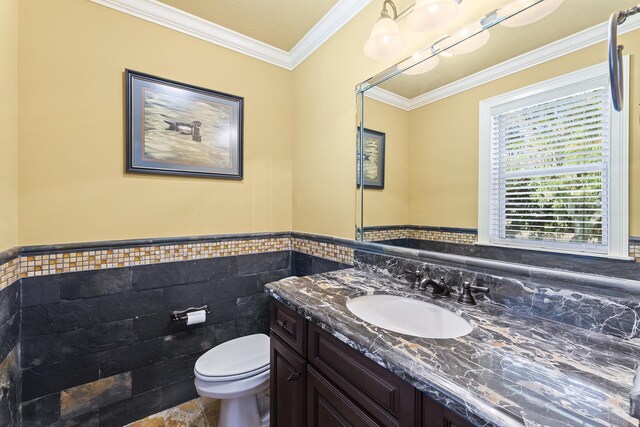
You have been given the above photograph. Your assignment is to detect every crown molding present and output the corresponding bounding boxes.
[289,0,373,69]
[89,0,372,70]
[365,17,640,111]
[365,87,412,110]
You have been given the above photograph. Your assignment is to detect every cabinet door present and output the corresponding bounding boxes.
[421,394,471,427]
[308,323,415,426]
[271,334,306,427]
[307,365,381,427]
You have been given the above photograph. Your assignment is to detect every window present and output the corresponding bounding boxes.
[478,61,629,258]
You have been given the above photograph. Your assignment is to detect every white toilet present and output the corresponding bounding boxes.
[194,333,270,427]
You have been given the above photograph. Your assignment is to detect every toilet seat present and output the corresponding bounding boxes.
[194,333,269,381]
[195,363,269,382]
[195,368,270,399]
[194,333,271,427]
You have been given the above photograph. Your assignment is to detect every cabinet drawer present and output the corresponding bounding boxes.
[307,323,416,426]
[270,299,306,356]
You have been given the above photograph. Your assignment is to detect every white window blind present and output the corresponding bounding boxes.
[478,61,629,258]
[491,87,609,253]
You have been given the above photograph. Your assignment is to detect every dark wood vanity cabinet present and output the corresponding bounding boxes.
[270,299,472,427]
[271,333,307,427]
[420,397,471,427]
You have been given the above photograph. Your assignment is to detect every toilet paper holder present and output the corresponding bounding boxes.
[170,305,211,322]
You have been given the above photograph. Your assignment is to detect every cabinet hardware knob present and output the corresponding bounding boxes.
[287,371,300,381]
[276,320,286,328]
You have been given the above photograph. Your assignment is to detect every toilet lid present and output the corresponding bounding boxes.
[195,334,270,379]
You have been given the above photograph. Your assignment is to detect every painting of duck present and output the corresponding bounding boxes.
[164,120,203,142]
[126,70,244,179]
[164,120,201,135]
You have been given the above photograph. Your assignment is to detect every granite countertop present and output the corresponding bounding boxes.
[265,268,640,427]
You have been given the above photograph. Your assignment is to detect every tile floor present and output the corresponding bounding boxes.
[127,388,269,427]
[126,398,220,427]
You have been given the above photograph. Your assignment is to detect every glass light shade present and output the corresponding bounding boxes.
[363,16,405,59]
[407,0,460,32]
[400,53,440,75]
[445,23,490,55]
[499,0,563,28]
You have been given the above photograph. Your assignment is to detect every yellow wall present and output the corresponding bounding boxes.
[17,0,293,246]
[0,0,19,252]
[291,2,412,239]
[290,0,510,238]
[11,1,640,246]
[363,98,409,226]
[408,31,640,235]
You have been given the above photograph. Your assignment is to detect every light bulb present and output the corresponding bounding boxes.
[445,23,490,55]
[407,0,460,32]
[499,0,563,28]
[400,52,440,75]
[363,15,405,59]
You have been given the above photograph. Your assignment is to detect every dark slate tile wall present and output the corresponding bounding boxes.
[19,251,292,427]
[18,249,347,426]
[292,251,351,277]
[0,280,20,427]
[376,238,640,280]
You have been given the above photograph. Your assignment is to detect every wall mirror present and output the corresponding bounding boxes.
[356,0,640,279]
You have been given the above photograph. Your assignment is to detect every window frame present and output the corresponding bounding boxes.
[478,59,630,259]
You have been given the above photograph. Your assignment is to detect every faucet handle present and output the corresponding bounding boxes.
[467,281,489,294]
[404,267,424,289]
[457,281,489,305]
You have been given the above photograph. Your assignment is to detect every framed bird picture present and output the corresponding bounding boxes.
[356,127,385,189]
[125,70,244,179]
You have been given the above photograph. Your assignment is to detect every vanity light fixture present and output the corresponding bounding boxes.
[441,22,490,55]
[498,0,563,27]
[363,0,406,59]
[364,0,463,59]
[400,50,440,75]
[363,0,559,62]
[406,0,462,32]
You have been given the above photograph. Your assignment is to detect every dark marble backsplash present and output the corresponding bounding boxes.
[378,238,640,280]
[355,249,640,340]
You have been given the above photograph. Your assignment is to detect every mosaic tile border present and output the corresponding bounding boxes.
[363,226,476,245]
[292,238,354,265]
[409,229,476,245]
[365,226,640,261]
[21,237,292,278]
[363,228,411,241]
[1,229,634,289]
[630,240,640,262]
[0,232,356,289]
[0,258,20,291]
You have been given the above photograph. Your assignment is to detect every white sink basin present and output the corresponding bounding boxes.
[346,294,473,339]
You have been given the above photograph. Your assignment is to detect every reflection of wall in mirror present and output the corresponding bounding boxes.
[361,29,640,241]
[407,29,640,236]
[361,97,410,228]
